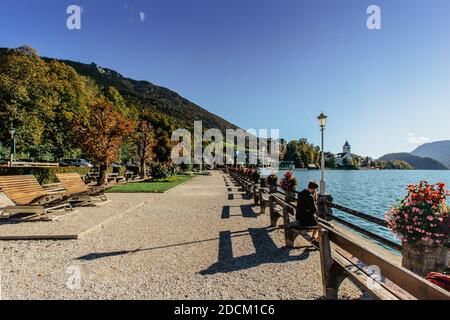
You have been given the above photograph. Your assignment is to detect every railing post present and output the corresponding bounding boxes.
[283,204,295,247]
[260,178,267,188]
[318,194,333,221]
[259,188,266,214]
[269,195,277,227]
[253,184,259,205]
[319,228,347,300]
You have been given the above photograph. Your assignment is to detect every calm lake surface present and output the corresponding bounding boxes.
[270,169,450,245]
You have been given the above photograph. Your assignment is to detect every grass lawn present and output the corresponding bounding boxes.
[105,175,194,193]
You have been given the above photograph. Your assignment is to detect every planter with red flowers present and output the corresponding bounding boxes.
[385,181,449,277]
[280,171,297,202]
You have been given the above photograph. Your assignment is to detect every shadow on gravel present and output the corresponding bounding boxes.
[76,228,254,261]
[221,205,258,219]
[199,227,315,275]
[228,192,250,200]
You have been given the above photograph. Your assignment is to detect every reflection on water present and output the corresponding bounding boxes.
[268,169,450,244]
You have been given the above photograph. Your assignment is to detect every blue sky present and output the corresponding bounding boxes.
[1,0,450,158]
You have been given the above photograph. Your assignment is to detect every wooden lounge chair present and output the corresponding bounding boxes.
[0,175,73,220]
[56,173,107,205]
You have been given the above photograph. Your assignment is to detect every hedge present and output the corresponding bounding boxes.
[0,167,93,184]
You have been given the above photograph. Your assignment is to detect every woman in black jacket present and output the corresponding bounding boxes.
[296,181,319,244]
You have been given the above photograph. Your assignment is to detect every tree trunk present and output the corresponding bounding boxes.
[98,164,108,186]
[140,159,146,179]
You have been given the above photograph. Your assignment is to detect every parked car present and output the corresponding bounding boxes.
[59,158,94,167]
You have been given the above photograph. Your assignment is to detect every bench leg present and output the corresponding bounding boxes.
[260,202,267,214]
[254,192,260,206]
[324,264,347,300]
[2,206,49,221]
[270,210,281,227]
[319,228,347,299]
[285,226,301,248]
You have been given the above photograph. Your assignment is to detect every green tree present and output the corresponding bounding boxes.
[0,47,99,160]
[132,121,155,178]
[325,156,337,169]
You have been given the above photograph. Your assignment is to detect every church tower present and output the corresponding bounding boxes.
[343,141,351,154]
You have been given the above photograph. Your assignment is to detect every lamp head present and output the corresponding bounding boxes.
[317,112,328,128]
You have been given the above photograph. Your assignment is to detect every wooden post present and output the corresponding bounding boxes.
[283,204,294,247]
[259,188,266,214]
[318,194,333,221]
[269,195,277,227]
[253,184,260,205]
[260,178,267,188]
[319,228,341,299]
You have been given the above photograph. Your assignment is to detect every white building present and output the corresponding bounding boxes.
[336,141,353,166]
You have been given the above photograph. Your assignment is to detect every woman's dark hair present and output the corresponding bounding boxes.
[308,180,319,190]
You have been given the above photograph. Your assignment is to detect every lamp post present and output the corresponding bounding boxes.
[9,125,16,166]
[317,112,327,195]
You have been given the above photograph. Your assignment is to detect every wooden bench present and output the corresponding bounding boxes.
[318,221,450,300]
[107,173,125,184]
[84,172,99,184]
[258,185,272,214]
[56,173,107,205]
[269,194,318,247]
[229,171,257,198]
[0,175,73,220]
[125,171,139,182]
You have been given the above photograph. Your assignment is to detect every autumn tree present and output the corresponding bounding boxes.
[132,121,155,178]
[73,101,135,185]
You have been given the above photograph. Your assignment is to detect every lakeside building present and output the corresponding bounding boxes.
[330,141,354,166]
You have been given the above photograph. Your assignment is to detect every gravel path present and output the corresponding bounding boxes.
[0,172,362,300]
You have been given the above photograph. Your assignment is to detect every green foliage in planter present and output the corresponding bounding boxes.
[0,167,92,184]
[149,162,172,180]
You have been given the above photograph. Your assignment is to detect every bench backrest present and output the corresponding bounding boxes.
[319,222,450,300]
[56,173,89,194]
[0,175,48,205]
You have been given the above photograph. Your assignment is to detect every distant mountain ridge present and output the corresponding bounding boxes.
[0,46,238,132]
[50,58,238,132]
[411,140,450,168]
[379,152,448,170]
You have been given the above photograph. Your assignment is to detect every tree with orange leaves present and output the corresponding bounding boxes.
[73,101,135,185]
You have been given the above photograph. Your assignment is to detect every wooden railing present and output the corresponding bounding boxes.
[227,169,450,300]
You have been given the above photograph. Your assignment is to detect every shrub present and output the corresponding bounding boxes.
[0,167,92,184]
[149,162,172,180]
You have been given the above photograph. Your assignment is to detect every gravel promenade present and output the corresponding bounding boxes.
[0,172,362,300]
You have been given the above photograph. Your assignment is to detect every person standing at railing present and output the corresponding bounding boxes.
[296,181,320,246]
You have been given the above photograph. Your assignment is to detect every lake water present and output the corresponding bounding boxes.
[268,169,450,246]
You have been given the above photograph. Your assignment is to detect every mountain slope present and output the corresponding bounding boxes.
[0,46,238,132]
[379,153,448,170]
[411,140,450,168]
[55,59,238,132]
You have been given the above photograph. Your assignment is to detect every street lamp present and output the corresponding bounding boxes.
[317,112,327,194]
[9,125,16,165]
